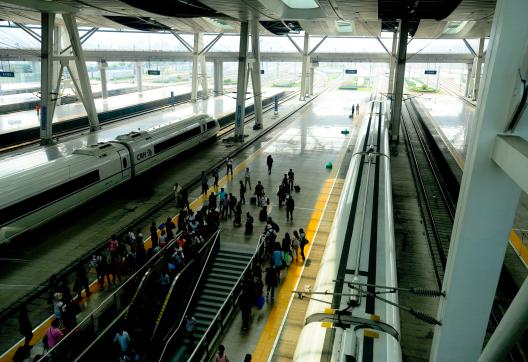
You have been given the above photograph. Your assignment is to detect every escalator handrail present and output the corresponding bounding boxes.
[157,229,221,360]
[186,234,265,362]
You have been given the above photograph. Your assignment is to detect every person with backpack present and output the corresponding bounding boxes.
[299,228,309,261]
[266,155,274,175]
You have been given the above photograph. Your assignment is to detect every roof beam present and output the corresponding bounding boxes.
[462,39,477,57]
[199,33,223,55]
[170,31,193,52]
[308,36,327,55]
[13,22,41,43]
[376,36,391,56]
[60,27,98,55]
[286,34,303,54]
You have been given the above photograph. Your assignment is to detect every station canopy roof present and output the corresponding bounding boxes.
[0,0,495,38]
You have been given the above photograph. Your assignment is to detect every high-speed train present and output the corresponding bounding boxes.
[293,100,401,361]
[0,114,219,245]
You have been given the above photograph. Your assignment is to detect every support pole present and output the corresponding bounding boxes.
[234,21,249,141]
[191,33,199,102]
[388,28,398,95]
[198,33,208,99]
[429,0,528,360]
[300,32,309,100]
[464,63,473,98]
[250,19,263,129]
[52,26,62,106]
[40,13,55,145]
[99,60,108,99]
[390,18,409,142]
[135,62,143,93]
[63,13,99,131]
[309,65,315,95]
[213,60,223,96]
[472,37,485,100]
[479,276,528,361]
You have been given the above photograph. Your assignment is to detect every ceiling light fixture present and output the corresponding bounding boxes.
[280,0,319,9]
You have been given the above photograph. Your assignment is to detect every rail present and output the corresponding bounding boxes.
[36,229,185,362]
[184,235,266,362]
[72,230,220,362]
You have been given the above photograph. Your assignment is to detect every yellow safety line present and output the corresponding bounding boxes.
[252,178,336,361]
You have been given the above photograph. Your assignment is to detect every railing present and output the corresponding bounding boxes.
[184,235,266,362]
[37,231,186,362]
[155,230,222,361]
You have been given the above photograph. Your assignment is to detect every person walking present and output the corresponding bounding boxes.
[254,181,264,206]
[74,261,91,299]
[201,171,208,195]
[244,167,251,190]
[286,195,295,221]
[114,326,131,356]
[150,221,159,248]
[245,212,254,234]
[226,157,233,176]
[266,155,273,175]
[185,314,197,345]
[287,169,295,191]
[18,306,33,345]
[212,167,219,188]
[239,180,246,205]
[292,230,300,262]
[218,188,227,215]
[45,319,64,348]
[265,265,278,301]
[299,228,308,261]
[216,345,229,362]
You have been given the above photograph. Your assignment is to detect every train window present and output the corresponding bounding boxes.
[0,170,100,226]
[153,126,201,154]
[123,158,128,168]
[207,121,216,130]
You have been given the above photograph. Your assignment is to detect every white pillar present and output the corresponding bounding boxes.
[251,19,263,129]
[234,21,249,141]
[40,13,55,145]
[99,60,108,99]
[63,13,99,131]
[390,18,409,142]
[135,62,143,93]
[464,63,473,98]
[300,32,309,100]
[472,37,485,100]
[309,65,315,95]
[388,29,398,94]
[213,60,223,96]
[191,33,199,102]
[430,0,528,360]
[198,33,208,99]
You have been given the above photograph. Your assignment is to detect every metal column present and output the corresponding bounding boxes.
[472,38,485,100]
[198,33,208,99]
[99,60,108,99]
[388,29,398,95]
[234,21,249,141]
[135,62,143,92]
[464,63,473,98]
[390,18,409,142]
[213,60,223,96]
[250,19,263,129]
[40,13,55,145]
[191,33,199,102]
[430,0,528,360]
[63,13,99,131]
[309,66,315,95]
[300,32,309,100]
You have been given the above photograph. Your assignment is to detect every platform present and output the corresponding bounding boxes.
[0,87,369,361]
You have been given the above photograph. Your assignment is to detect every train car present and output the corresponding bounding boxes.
[292,100,401,361]
[0,142,131,244]
[113,114,219,176]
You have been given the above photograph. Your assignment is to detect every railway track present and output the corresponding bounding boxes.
[401,97,527,361]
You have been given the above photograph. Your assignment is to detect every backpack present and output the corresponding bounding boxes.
[272,222,280,232]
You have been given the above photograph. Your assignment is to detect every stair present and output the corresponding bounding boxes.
[170,246,253,361]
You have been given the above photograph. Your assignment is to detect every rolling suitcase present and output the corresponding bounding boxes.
[250,196,257,205]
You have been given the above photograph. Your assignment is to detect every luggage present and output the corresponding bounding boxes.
[259,208,267,221]
[250,196,257,205]
[257,294,265,309]
[294,185,301,192]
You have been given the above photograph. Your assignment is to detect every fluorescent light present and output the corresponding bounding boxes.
[335,20,353,33]
[204,18,234,30]
[442,21,468,34]
[281,0,319,9]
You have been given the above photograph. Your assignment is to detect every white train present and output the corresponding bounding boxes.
[0,114,219,245]
[292,100,401,361]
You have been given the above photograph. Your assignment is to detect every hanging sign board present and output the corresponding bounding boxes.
[424,70,437,75]
[260,69,265,74]
[345,69,357,74]
[147,70,161,75]
[0,71,15,77]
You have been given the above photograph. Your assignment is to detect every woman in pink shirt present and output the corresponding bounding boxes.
[46,319,64,348]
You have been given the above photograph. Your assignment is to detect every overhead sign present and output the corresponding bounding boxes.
[260,69,265,74]
[0,71,15,77]
[147,70,161,75]
[345,69,357,74]
[424,70,437,75]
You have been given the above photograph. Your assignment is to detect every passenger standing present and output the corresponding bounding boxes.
[165,217,175,240]
[209,192,217,210]
[277,184,286,207]
[114,327,131,356]
[201,171,208,195]
[245,213,254,235]
[35,104,40,118]
[356,104,359,114]
[228,193,237,217]
[286,195,295,221]
[282,233,293,265]
[266,155,273,175]
[108,235,119,262]
[244,167,251,190]
[299,228,308,261]
[254,181,264,206]
[239,180,246,205]
[212,167,220,189]
[226,157,233,176]
[265,265,278,301]
[45,319,64,348]
[234,202,242,227]
[218,188,226,214]
[185,314,197,345]
[74,262,91,299]
[52,293,64,319]
[150,221,159,248]
[18,306,33,345]
[292,230,301,262]
[216,345,229,362]
[288,169,295,191]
